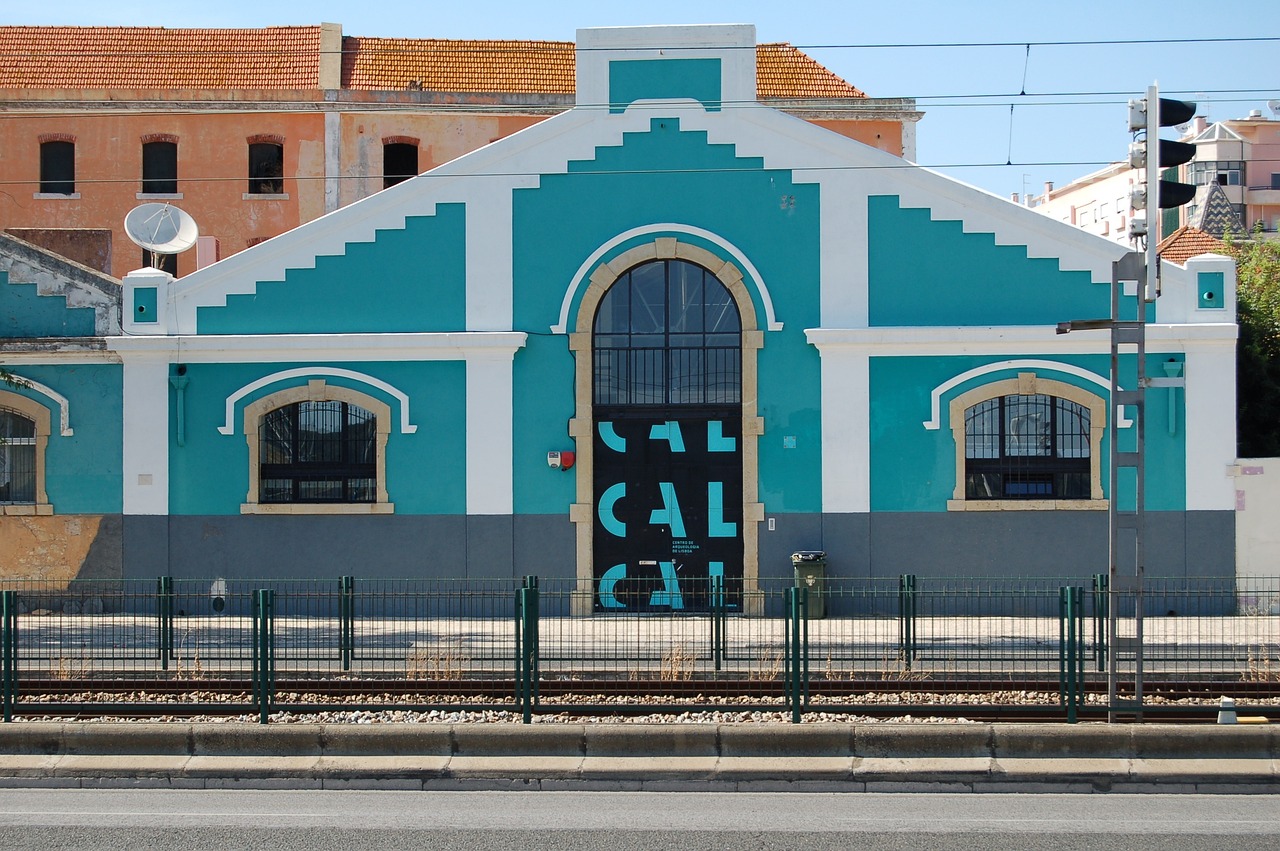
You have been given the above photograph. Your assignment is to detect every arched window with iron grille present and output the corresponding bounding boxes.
[964,394,1091,500]
[258,400,377,503]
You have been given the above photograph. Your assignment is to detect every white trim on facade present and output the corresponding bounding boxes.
[466,352,517,515]
[816,348,870,513]
[551,223,782,334]
[216,367,419,436]
[121,354,170,515]
[919,359,1134,431]
[1,373,74,436]
[108,332,528,363]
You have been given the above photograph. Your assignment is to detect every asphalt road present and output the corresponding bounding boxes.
[0,789,1275,850]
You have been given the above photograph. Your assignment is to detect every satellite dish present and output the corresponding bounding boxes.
[123,203,198,266]
[1269,100,1280,116]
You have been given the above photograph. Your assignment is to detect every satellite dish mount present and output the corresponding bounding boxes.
[123,203,198,272]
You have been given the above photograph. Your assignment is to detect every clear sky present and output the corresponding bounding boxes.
[8,0,1279,200]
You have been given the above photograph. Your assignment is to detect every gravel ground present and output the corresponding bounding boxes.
[6,688,1277,724]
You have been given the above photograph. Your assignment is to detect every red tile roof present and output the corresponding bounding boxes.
[755,43,865,99]
[344,38,865,99]
[1157,226,1229,265]
[343,38,575,94]
[0,26,867,100]
[0,26,324,89]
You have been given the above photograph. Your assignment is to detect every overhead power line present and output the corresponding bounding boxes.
[0,33,1275,58]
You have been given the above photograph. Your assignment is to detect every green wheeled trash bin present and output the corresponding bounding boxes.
[791,551,827,618]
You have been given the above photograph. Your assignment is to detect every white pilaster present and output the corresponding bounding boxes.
[817,346,870,513]
[1184,340,1238,511]
[121,353,171,515]
[466,352,515,514]
[818,171,867,329]
[465,183,514,331]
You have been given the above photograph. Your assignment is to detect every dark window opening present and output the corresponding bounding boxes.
[142,141,178,194]
[258,401,376,503]
[248,143,284,194]
[964,394,1091,500]
[593,259,741,407]
[39,141,75,195]
[0,408,36,503]
[141,249,178,275]
[383,142,419,189]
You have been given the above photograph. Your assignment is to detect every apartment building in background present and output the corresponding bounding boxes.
[0,23,921,279]
[1028,110,1280,245]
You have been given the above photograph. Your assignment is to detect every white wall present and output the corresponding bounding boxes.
[1234,457,1280,614]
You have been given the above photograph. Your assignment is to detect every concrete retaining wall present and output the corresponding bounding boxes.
[0,722,1274,792]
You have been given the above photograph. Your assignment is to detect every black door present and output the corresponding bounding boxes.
[590,258,743,612]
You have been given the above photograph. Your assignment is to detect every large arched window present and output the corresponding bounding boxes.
[593,259,741,407]
[241,381,392,514]
[947,373,1106,509]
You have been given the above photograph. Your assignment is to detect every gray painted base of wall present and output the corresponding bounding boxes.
[121,515,577,582]
[121,511,1235,587]
[760,511,1236,582]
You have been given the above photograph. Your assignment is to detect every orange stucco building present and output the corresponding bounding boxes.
[0,24,920,279]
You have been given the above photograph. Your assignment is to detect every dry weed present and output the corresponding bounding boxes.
[659,642,695,681]
[1242,645,1279,683]
[407,643,469,680]
[748,647,782,681]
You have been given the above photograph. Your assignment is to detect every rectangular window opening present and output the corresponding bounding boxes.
[142,141,178,194]
[39,141,75,195]
[248,143,284,194]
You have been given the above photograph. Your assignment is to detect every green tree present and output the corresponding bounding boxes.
[1225,228,1280,456]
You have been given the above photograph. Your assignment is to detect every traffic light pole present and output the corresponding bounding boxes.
[1069,84,1194,722]
[1107,251,1147,723]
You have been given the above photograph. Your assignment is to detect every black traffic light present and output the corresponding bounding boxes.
[1127,87,1197,230]
[1127,85,1197,300]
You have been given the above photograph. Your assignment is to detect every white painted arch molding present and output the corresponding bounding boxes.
[217,367,419,436]
[3,374,73,436]
[923,359,1134,431]
[552,223,783,334]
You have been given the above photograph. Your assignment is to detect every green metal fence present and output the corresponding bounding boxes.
[0,575,1275,724]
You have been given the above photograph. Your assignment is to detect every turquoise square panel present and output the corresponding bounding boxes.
[133,287,158,323]
[609,58,722,113]
[1198,271,1225,309]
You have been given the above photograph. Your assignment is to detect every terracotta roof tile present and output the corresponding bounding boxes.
[343,38,866,99]
[342,37,575,94]
[0,25,324,89]
[1156,226,1230,265]
[0,26,867,99]
[755,43,865,99]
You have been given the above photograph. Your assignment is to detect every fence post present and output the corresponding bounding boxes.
[1059,586,1084,723]
[898,574,917,670]
[710,574,724,672]
[784,586,806,724]
[338,575,354,671]
[252,589,275,725]
[517,576,539,725]
[1,590,15,722]
[1091,573,1108,672]
[157,576,174,671]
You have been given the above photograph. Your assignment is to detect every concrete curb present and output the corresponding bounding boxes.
[0,722,1275,792]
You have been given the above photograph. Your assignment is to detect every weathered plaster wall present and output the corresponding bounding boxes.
[0,515,121,584]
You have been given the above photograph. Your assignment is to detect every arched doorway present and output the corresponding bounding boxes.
[589,257,743,611]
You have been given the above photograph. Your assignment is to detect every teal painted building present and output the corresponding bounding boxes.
[1,25,1238,608]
